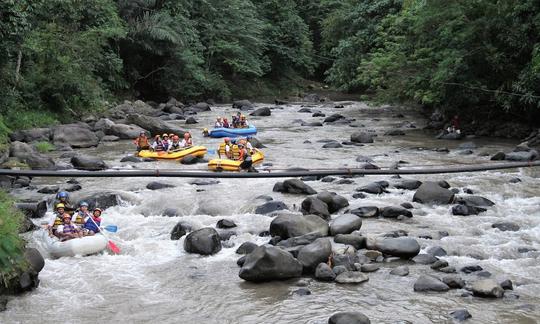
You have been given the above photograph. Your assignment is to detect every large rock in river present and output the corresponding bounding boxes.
[300,197,330,220]
[239,245,302,282]
[472,279,504,298]
[255,201,288,215]
[316,191,349,213]
[374,237,420,258]
[183,228,222,255]
[330,214,362,236]
[71,155,107,171]
[328,312,371,324]
[269,214,329,239]
[127,114,185,135]
[414,275,450,292]
[108,123,146,139]
[250,107,271,116]
[413,181,455,204]
[273,179,317,195]
[350,132,374,143]
[10,128,51,143]
[53,124,99,148]
[297,238,332,272]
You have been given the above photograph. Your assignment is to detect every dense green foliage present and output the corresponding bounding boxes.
[0,191,27,287]
[1,0,540,131]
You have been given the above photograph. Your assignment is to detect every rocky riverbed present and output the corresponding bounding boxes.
[1,98,540,323]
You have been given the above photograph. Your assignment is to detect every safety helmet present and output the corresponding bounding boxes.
[155,135,161,139]
[80,201,89,207]
[56,203,65,209]
[140,131,146,135]
[162,133,169,138]
[169,133,174,137]
[57,191,69,199]
[93,208,102,213]
[62,214,71,219]
[224,137,230,142]
[173,135,180,141]
[203,128,208,132]
[246,135,252,140]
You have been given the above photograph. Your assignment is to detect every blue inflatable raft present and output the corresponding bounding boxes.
[209,125,257,138]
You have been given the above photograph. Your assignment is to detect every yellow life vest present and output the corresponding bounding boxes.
[218,143,227,158]
[73,213,86,226]
[52,216,63,229]
[231,145,240,160]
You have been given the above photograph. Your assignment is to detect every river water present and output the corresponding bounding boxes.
[2,101,540,323]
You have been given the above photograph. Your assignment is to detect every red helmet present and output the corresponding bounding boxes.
[224,137,230,142]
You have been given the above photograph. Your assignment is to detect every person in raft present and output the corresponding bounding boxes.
[222,118,230,128]
[133,131,150,151]
[72,201,92,227]
[48,203,70,236]
[151,135,164,152]
[56,214,83,241]
[238,143,256,172]
[55,191,75,215]
[181,132,193,148]
[82,208,102,236]
[202,128,209,137]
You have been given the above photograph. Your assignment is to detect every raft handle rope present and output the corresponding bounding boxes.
[0,161,539,178]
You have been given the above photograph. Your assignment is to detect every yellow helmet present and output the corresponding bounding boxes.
[56,203,65,209]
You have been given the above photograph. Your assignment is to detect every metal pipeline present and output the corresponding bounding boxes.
[0,161,539,178]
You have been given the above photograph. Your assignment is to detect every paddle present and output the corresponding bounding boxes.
[87,215,120,254]
[207,149,216,155]
[102,225,117,233]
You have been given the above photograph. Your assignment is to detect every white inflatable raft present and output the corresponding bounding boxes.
[42,231,108,258]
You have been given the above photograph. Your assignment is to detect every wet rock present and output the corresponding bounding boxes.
[248,137,265,149]
[236,256,247,267]
[239,246,302,282]
[328,312,371,324]
[216,219,236,229]
[300,197,330,220]
[317,192,349,213]
[37,185,59,194]
[236,242,258,255]
[323,114,345,123]
[108,123,146,139]
[450,309,472,321]
[426,246,447,257]
[374,237,420,258]
[14,201,47,219]
[385,129,405,136]
[120,156,142,163]
[360,264,379,273]
[188,179,220,186]
[71,155,107,171]
[163,208,178,217]
[334,234,366,250]
[185,117,198,124]
[509,177,521,183]
[127,114,186,136]
[276,232,323,248]
[146,181,175,190]
[439,266,457,273]
[400,202,414,209]
[355,155,374,163]
[350,132,374,143]
[217,230,236,241]
[500,279,513,290]
[301,121,323,127]
[455,195,495,207]
[321,176,335,183]
[332,254,360,271]
[350,206,379,218]
[76,192,125,210]
[381,206,413,218]
[250,107,271,116]
[10,128,51,143]
[394,180,422,190]
[414,275,450,292]
[356,182,386,194]
[472,279,504,298]
[255,201,288,215]
[335,271,369,284]
[442,276,465,289]
[292,288,311,296]
[170,222,188,240]
[312,112,325,117]
[53,124,99,148]
[335,179,354,185]
[491,222,520,232]
[329,214,362,236]
[273,179,317,195]
[390,266,409,276]
[352,193,367,199]
[298,108,312,113]
[297,238,332,273]
[190,102,211,112]
[315,263,335,281]
[269,214,329,239]
[490,152,506,160]
[180,154,199,164]
[452,204,487,216]
[431,260,449,271]
[505,150,538,161]
[358,162,380,170]
[413,182,455,204]
[322,142,343,149]
[183,228,222,255]
[461,265,483,274]
[232,100,253,110]
[477,270,492,278]
[332,265,348,276]
[412,254,438,265]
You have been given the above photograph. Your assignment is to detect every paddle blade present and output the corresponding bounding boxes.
[207,149,216,155]
[107,241,120,254]
[103,225,117,233]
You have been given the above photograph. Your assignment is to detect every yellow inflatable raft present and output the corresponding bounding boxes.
[208,150,264,171]
[137,146,207,160]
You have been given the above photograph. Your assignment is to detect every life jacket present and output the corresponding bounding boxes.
[222,121,229,128]
[84,217,101,233]
[62,224,77,234]
[154,140,164,151]
[52,215,63,229]
[231,145,240,160]
[162,141,169,151]
[73,211,90,226]
[135,136,150,148]
[170,141,181,150]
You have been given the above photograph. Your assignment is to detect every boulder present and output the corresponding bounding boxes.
[300,197,330,220]
[108,123,146,139]
[236,242,258,255]
[413,182,455,204]
[19,214,37,233]
[52,124,99,148]
[380,206,413,218]
[127,114,186,135]
[414,275,450,292]
[374,237,420,258]
[37,185,59,194]
[249,137,265,149]
[232,100,254,110]
[76,192,124,210]
[335,271,369,284]
[273,179,317,195]
[385,129,405,136]
[180,154,199,164]
[71,155,107,171]
[334,234,366,250]
[101,135,119,142]
[250,107,271,116]
[24,154,56,170]
[239,246,302,282]
[163,208,178,217]
[9,128,51,143]
[216,219,236,229]
[412,254,438,265]
[329,214,362,236]
[24,248,45,273]
[316,192,349,213]
[297,238,332,272]
[298,108,312,113]
[450,309,472,322]
[315,263,336,281]
[120,156,142,163]
[269,214,329,239]
[14,201,47,219]
[442,276,465,289]
[94,118,115,132]
[490,152,506,160]
[472,279,504,298]
[170,222,189,240]
[426,246,447,257]
[394,180,422,190]
[183,228,222,255]
[322,142,343,149]
[185,117,198,124]
[455,195,494,207]
[452,204,487,216]
[146,181,175,190]
[324,114,345,123]
[328,312,371,324]
[505,150,538,161]
[190,102,211,112]
[350,206,379,218]
[332,254,359,271]
[390,266,409,276]
[492,222,520,232]
[350,132,374,143]
[255,201,288,215]
[9,141,36,159]
[188,179,220,186]
[301,121,324,127]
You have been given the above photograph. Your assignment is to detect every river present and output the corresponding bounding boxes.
[2,101,540,323]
